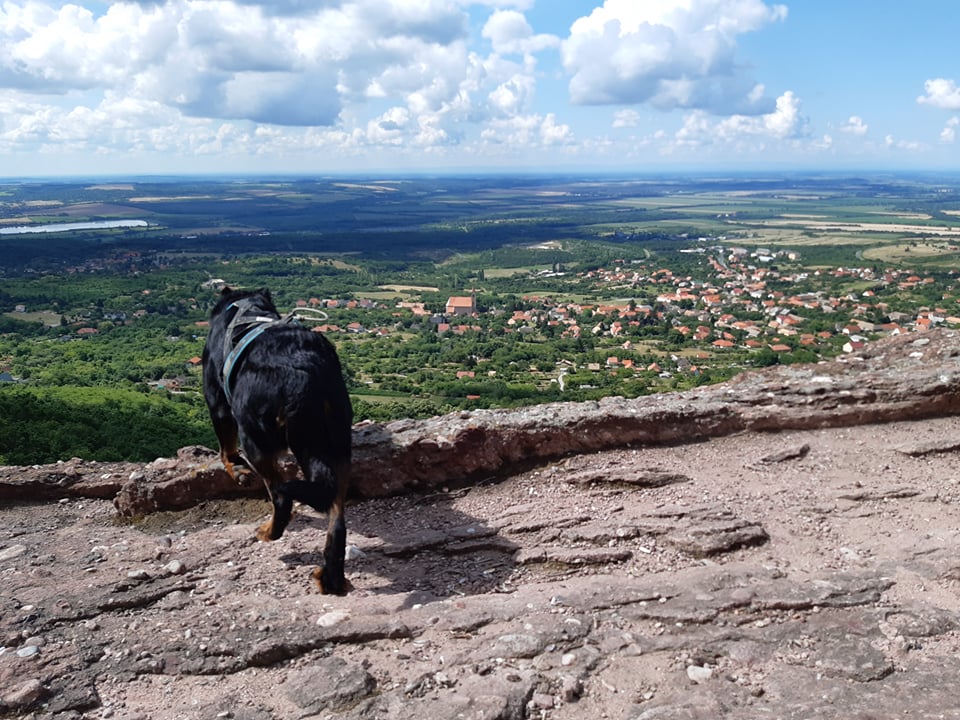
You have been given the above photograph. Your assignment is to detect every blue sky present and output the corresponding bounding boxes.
[1,0,958,176]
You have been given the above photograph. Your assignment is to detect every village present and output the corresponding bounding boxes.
[315,244,957,374]
[3,237,957,419]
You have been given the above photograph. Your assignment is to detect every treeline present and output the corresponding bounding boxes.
[0,385,216,465]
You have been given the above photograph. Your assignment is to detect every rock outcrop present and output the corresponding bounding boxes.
[3,328,960,719]
[3,327,959,513]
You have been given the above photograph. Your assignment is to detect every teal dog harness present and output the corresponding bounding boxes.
[221,298,283,406]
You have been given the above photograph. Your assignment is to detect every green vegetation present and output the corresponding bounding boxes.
[2,172,959,464]
[0,385,215,465]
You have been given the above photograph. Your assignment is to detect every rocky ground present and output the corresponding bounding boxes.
[5,330,960,719]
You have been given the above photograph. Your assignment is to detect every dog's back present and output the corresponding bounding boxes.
[202,287,354,594]
[229,321,352,469]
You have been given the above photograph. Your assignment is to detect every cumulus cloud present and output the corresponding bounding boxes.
[561,0,787,114]
[917,78,960,110]
[480,112,572,148]
[482,9,558,55]
[0,0,595,170]
[884,134,923,152]
[841,115,868,136]
[0,89,256,159]
[229,0,342,17]
[0,0,470,127]
[461,0,534,8]
[941,117,959,144]
[674,90,808,149]
[8,0,942,173]
[488,72,536,116]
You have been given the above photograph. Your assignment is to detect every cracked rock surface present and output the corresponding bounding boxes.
[4,330,960,718]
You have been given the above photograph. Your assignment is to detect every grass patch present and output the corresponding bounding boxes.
[4,310,62,326]
[862,241,960,263]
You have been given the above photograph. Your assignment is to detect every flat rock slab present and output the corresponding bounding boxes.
[630,505,770,556]
[7,413,960,718]
[562,467,691,487]
[283,656,377,715]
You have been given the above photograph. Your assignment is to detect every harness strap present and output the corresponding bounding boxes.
[222,322,275,406]
[221,298,283,407]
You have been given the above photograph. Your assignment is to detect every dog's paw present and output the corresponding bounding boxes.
[312,567,353,596]
[255,520,277,542]
[221,453,253,484]
[233,466,255,487]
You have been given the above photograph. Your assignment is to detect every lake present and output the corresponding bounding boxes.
[0,220,150,235]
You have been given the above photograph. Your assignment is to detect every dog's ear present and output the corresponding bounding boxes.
[259,287,273,303]
[220,286,234,296]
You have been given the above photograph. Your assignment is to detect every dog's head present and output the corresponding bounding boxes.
[210,286,278,321]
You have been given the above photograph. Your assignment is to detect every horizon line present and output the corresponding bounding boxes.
[3,167,960,183]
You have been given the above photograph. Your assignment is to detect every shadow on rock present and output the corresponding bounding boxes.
[280,485,520,606]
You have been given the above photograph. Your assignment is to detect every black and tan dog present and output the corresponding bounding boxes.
[202,287,353,594]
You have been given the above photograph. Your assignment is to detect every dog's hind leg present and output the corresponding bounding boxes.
[312,461,352,596]
[242,448,295,542]
[311,490,352,595]
[277,456,352,595]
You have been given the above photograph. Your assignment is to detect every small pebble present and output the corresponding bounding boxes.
[434,671,452,687]
[16,645,39,658]
[561,675,582,702]
[345,545,365,561]
[687,665,713,683]
[317,610,350,627]
[531,692,554,709]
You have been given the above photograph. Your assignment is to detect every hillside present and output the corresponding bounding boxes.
[3,329,960,718]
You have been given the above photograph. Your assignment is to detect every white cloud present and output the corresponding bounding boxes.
[540,113,573,145]
[760,91,805,138]
[0,89,262,159]
[0,0,594,170]
[366,106,411,146]
[482,9,558,55]
[941,117,959,144]
[561,0,787,113]
[918,78,960,110]
[885,134,924,152]
[1,0,953,173]
[488,72,536,116]
[0,0,471,128]
[480,112,572,148]
[612,109,641,128]
[841,116,868,136]
[458,0,534,8]
[674,91,808,149]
